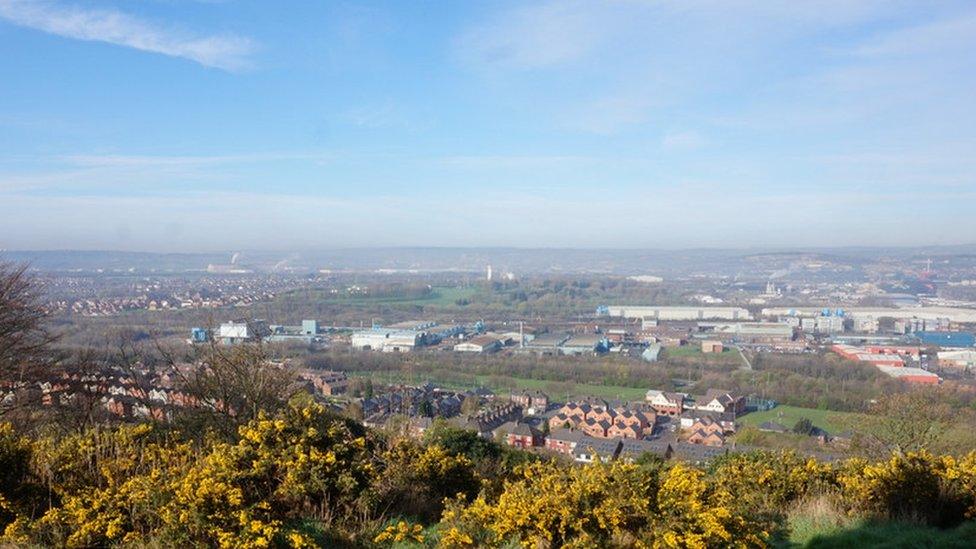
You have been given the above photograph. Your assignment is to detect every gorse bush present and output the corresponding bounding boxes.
[3,407,976,547]
[838,451,976,528]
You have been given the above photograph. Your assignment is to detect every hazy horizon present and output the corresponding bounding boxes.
[5,242,976,255]
[2,1,975,251]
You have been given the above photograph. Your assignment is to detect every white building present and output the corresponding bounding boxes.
[938,350,976,371]
[454,335,503,353]
[218,320,269,345]
[350,329,423,352]
[763,306,976,324]
[606,306,752,321]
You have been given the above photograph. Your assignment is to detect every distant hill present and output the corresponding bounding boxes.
[3,244,976,276]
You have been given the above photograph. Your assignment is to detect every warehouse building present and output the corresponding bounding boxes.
[558,334,609,356]
[699,322,795,345]
[876,366,940,385]
[350,328,425,352]
[605,306,752,321]
[217,320,270,345]
[938,350,976,371]
[454,335,503,353]
[914,331,975,348]
[763,306,976,325]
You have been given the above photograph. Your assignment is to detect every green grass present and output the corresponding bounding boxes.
[663,345,705,357]
[274,286,479,308]
[796,520,976,548]
[783,496,976,548]
[739,405,866,435]
[320,286,477,306]
[348,370,649,401]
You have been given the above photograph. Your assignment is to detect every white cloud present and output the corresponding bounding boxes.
[852,11,976,58]
[455,0,613,70]
[662,130,706,150]
[0,151,333,191]
[437,154,593,170]
[565,93,657,135]
[0,0,255,70]
[62,152,330,168]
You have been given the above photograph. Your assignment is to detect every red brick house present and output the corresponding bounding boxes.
[545,429,585,455]
[645,390,684,416]
[499,421,543,448]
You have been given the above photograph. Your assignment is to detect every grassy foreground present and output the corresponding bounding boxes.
[738,404,866,434]
[792,520,976,548]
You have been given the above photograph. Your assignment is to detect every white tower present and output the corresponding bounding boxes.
[486,265,493,281]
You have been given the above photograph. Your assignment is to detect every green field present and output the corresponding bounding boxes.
[284,286,477,307]
[347,370,649,401]
[739,405,866,434]
[663,345,707,357]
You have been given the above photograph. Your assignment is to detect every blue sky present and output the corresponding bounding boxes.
[1,0,974,251]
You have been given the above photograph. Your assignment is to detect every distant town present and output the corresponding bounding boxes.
[9,247,976,464]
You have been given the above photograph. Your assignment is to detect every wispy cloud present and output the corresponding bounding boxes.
[455,0,613,70]
[852,11,976,58]
[662,130,706,150]
[0,0,255,70]
[62,152,331,168]
[0,151,333,191]
[437,154,593,170]
[340,101,414,130]
[564,92,657,135]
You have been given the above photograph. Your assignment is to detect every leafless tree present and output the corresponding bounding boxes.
[51,346,114,433]
[855,390,953,457]
[153,332,300,438]
[0,261,58,417]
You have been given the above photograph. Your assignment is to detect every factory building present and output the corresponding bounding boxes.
[914,331,975,348]
[351,328,425,352]
[217,320,270,345]
[454,335,503,353]
[698,322,795,345]
[605,306,752,321]
[832,344,938,384]
[301,320,319,335]
[558,334,610,356]
[762,306,976,325]
[268,320,323,344]
[938,350,976,371]
[805,315,846,334]
[875,366,940,385]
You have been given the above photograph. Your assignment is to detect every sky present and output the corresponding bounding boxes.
[0,0,975,252]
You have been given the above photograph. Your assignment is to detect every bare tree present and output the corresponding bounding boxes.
[857,390,953,457]
[0,261,58,416]
[51,346,114,433]
[156,335,300,438]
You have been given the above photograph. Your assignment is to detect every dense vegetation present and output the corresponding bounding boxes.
[307,347,931,414]
[3,403,976,547]
[5,261,976,546]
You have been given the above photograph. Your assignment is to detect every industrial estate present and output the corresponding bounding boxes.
[9,248,976,463]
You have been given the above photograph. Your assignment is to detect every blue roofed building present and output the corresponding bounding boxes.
[915,331,975,348]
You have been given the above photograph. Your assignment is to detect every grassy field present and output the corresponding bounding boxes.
[662,345,705,357]
[284,286,477,307]
[347,370,649,401]
[739,405,866,434]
